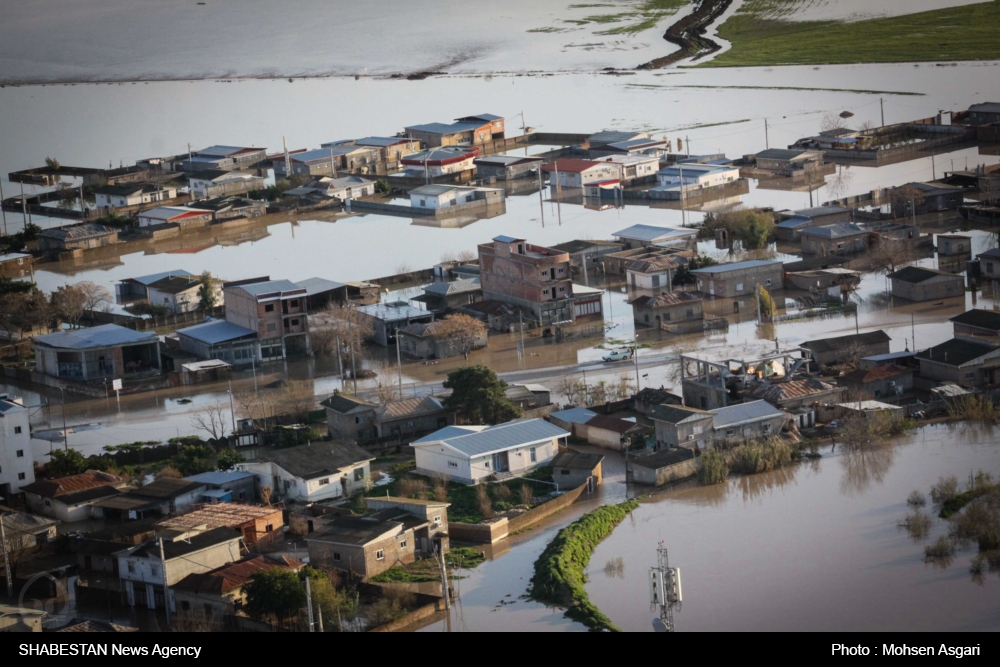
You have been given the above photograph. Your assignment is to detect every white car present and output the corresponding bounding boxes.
[602,348,634,362]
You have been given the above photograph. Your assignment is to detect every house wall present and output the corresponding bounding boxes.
[0,406,33,493]
[634,300,703,327]
[627,269,671,291]
[242,460,372,502]
[891,275,964,302]
[376,412,454,440]
[146,285,208,314]
[413,437,559,484]
[845,372,913,400]
[174,588,240,618]
[653,417,712,449]
[917,359,985,387]
[551,164,620,189]
[632,455,702,486]
[711,415,785,447]
[694,264,784,298]
[24,493,98,522]
[479,240,574,324]
[325,406,377,442]
[801,233,867,256]
[586,427,624,450]
[119,536,242,593]
[308,527,414,579]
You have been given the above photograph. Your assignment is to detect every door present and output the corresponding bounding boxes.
[491,452,510,472]
[709,281,715,296]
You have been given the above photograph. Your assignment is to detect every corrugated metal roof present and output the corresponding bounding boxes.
[710,400,784,428]
[124,269,194,286]
[748,378,838,403]
[950,309,1000,331]
[613,224,696,242]
[375,396,446,420]
[456,113,502,122]
[423,278,481,296]
[355,136,413,147]
[295,277,347,296]
[413,418,568,458]
[549,407,597,424]
[804,330,891,354]
[235,279,303,296]
[690,259,782,274]
[540,158,604,174]
[970,102,1000,114]
[799,223,866,239]
[34,324,157,349]
[405,121,484,135]
[38,223,115,241]
[756,148,816,160]
[195,145,259,157]
[889,266,960,284]
[412,425,480,444]
[790,205,849,218]
[357,300,429,322]
[177,319,256,345]
[183,471,256,485]
[20,471,123,499]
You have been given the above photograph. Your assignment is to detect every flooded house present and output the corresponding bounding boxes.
[630,291,703,330]
[752,148,824,175]
[293,277,379,311]
[183,196,266,221]
[937,234,971,256]
[549,239,623,275]
[273,145,379,178]
[37,223,118,253]
[403,118,495,147]
[283,175,375,201]
[649,404,713,450]
[145,274,222,314]
[172,555,303,617]
[588,137,669,158]
[689,259,784,298]
[356,301,434,346]
[611,224,698,250]
[551,450,604,488]
[977,248,1000,284]
[473,155,543,181]
[0,251,32,279]
[680,348,812,410]
[0,395,34,495]
[968,102,1000,126]
[896,182,966,215]
[631,448,700,487]
[137,205,213,228]
[587,130,651,149]
[411,277,482,313]
[187,170,264,199]
[410,419,568,484]
[398,146,478,177]
[236,441,374,503]
[784,268,861,294]
[653,163,741,198]
[541,158,619,189]
[774,205,852,241]
[838,364,914,402]
[582,414,647,452]
[626,256,682,291]
[397,320,488,359]
[176,319,259,364]
[709,400,786,448]
[799,223,868,256]
[950,309,1000,339]
[223,278,310,358]
[478,235,575,325]
[888,266,965,302]
[116,269,194,302]
[179,145,267,172]
[915,338,1000,387]
[33,324,161,381]
[408,184,504,210]
[801,331,891,367]
[93,183,178,209]
[344,136,422,162]
[745,377,843,412]
[600,154,660,185]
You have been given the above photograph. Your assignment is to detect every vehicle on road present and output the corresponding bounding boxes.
[602,348,634,362]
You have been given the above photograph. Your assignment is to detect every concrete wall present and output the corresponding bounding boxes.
[891,275,964,302]
[693,264,784,298]
[447,519,508,544]
[632,454,702,486]
[506,482,589,534]
[0,405,33,494]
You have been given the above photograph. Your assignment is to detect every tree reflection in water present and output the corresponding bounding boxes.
[839,443,896,496]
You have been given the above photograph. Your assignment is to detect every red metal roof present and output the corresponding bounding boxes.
[541,159,605,174]
[21,471,123,499]
[172,555,303,595]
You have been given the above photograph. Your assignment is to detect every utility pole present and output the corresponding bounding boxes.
[0,178,8,236]
[537,167,545,227]
[678,163,686,227]
[317,605,324,633]
[755,281,762,325]
[335,333,344,383]
[437,545,450,611]
[911,312,916,351]
[764,119,769,149]
[518,311,525,360]
[347,306,358,394]
[650,542,682,633]
[60,387,68,451]
[283,136,291,182]
[158,537,171,625]
[931,154,936,181]
[330,148,337,180]
[880,98,885,127]
[19,182,27,229]
[685,135,690,158]
[305,576,315,632]
[187,143,192,166]
[1,513,13,597]
[633,343,640,390]
[394,326,403,400]
[228,380,236,433]
[423,152,429,185]
[808,173,814,207]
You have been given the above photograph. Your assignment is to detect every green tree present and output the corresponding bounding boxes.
[244,569,306,623]
[757,284,776,319]
[46,449,88,477]
[442,365,522,425]
[216,448,241,471]
[197,271,217,310]
[374,179,391,194]
[174,443,215,476]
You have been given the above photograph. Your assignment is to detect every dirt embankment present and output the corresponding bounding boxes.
[637,0,734,69]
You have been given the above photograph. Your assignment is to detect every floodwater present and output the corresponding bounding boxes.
[586,424,1000,631]
[407,424,1000,632]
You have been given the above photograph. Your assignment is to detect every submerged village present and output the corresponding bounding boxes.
[2,100,1000,634]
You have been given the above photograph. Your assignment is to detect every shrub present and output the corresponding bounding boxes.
[900,510,932,540]
[698,450,729,485]
[492,484,512,502]
[475,483,493,519]
[397,477,428,499]
[518,483,534,507]
[947,393,997,423]
[929,476,959,506]
[924,536,955,561]
[727,438,792,475]
[157,466,183,479]
[907,490,926,507]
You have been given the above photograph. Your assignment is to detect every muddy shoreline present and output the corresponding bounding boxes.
[638,0,734,69]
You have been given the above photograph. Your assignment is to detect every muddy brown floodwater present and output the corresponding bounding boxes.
[585,424,1000,632]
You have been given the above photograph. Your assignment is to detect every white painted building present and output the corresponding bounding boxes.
[94,184,178,209]
[236,441,374,503]
[541,159,621,189]
[410,419,569,485]
[137,206,213,228]
[188,170,263,199]
[399,147,478,177]
[0,395,33,496]
[602,154,660,184]
[655,163,740,192]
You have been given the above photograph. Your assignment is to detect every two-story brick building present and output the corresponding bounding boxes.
[479,236,575,325]
[223,278,310,358]
[690,259,784,298]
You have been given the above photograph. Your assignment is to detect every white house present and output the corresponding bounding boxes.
[145,275,223,314]
[118,526,243,613]
[408,184,503,209]
[0,395,34,496]
[611,224,699,249]
[94,183,178,209]
[236,441,374,503]
[410,419,569,485]
[187,170,263,199]
[541,159,620,189]
[22,471,125,522]
[399,147,478,177]
[601,154,660,185]
[655,163,740,194]
[137,206,213,228]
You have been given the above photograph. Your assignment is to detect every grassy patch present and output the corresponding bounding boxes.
[703,1,1000,67]
[531,0,688,36]
[529,500,639,632]
[369,548,486,583]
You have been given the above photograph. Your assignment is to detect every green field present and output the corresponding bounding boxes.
[528,0,688,36]
[702,0,1000,67]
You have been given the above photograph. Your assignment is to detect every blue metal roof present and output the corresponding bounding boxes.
[710,400,784,428]
[413,419,569,458]
[405,121,484,135]
[125,269,194,286]
[34,324,157,349]
[177,319,257,345]
[612,224,696,242]
[549,407,597,425]
[412,425,479,444]
[690,259,783,274]
[493,235,525,244]
[184,471,255,485]
[236,279,303,296]
[295,277,347,296]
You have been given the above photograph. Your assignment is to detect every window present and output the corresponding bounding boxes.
[355,416,366,424]
[558,268,565,274]
[693,426,703,435]
[726,429,735,436]
[291,318,299,326]
[267,323,276,332]
[559,287,566,293]
[204,604,213,616]
[529,447,537,463]
[762,424,771,434]
[434,516,441,525]
[319,478,330,486]
[664,312,671,321]
[644,314,649,323]
[448,461,458,469]
[16,450,23,458]
[17,472,25,480]
[561,469,571,475]
[127,561,136,574]
[181,601,190,612]
[400,540,407,549]
[354,468,364,481]
[333,552,341,562]
[736,283,744,292]
[291,300,299,308]
[265,304,274,312]
[265,524,273,532]
[375,550,385,561]
[150,565,159,577]
[543,289,549,295]
[14,426,21,434]
[44,499,51,507]
[484,461,490,469]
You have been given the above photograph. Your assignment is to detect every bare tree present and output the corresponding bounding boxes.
[865,237,918,277]
[260,485,273,506]
[311,304,374,371]
[234,390,280,431]
[842,340,871,370]
[363,354,401,405]
[455,249,477,263]
[887,185,926,220]
[190,402,230,440]
[0,514,37,580]
[0,289,51,340]
[820,112,849,133]
[432,313,487,359]
[51,284,88,328]
[77,281,113,313]
[979,176,1000,206]
[279,380,318,423]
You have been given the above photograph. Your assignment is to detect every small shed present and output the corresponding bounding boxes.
[548,407,597,438]
[631,448,700,486]
[937,234,971,256]
[888,266,964,302]
[584,414,647,451]
[551,450,604,488]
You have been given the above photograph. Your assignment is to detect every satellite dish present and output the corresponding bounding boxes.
[839,111,854,119]
[652,618,668,633]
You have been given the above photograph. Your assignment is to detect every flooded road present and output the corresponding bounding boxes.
[586,424,1000,632]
